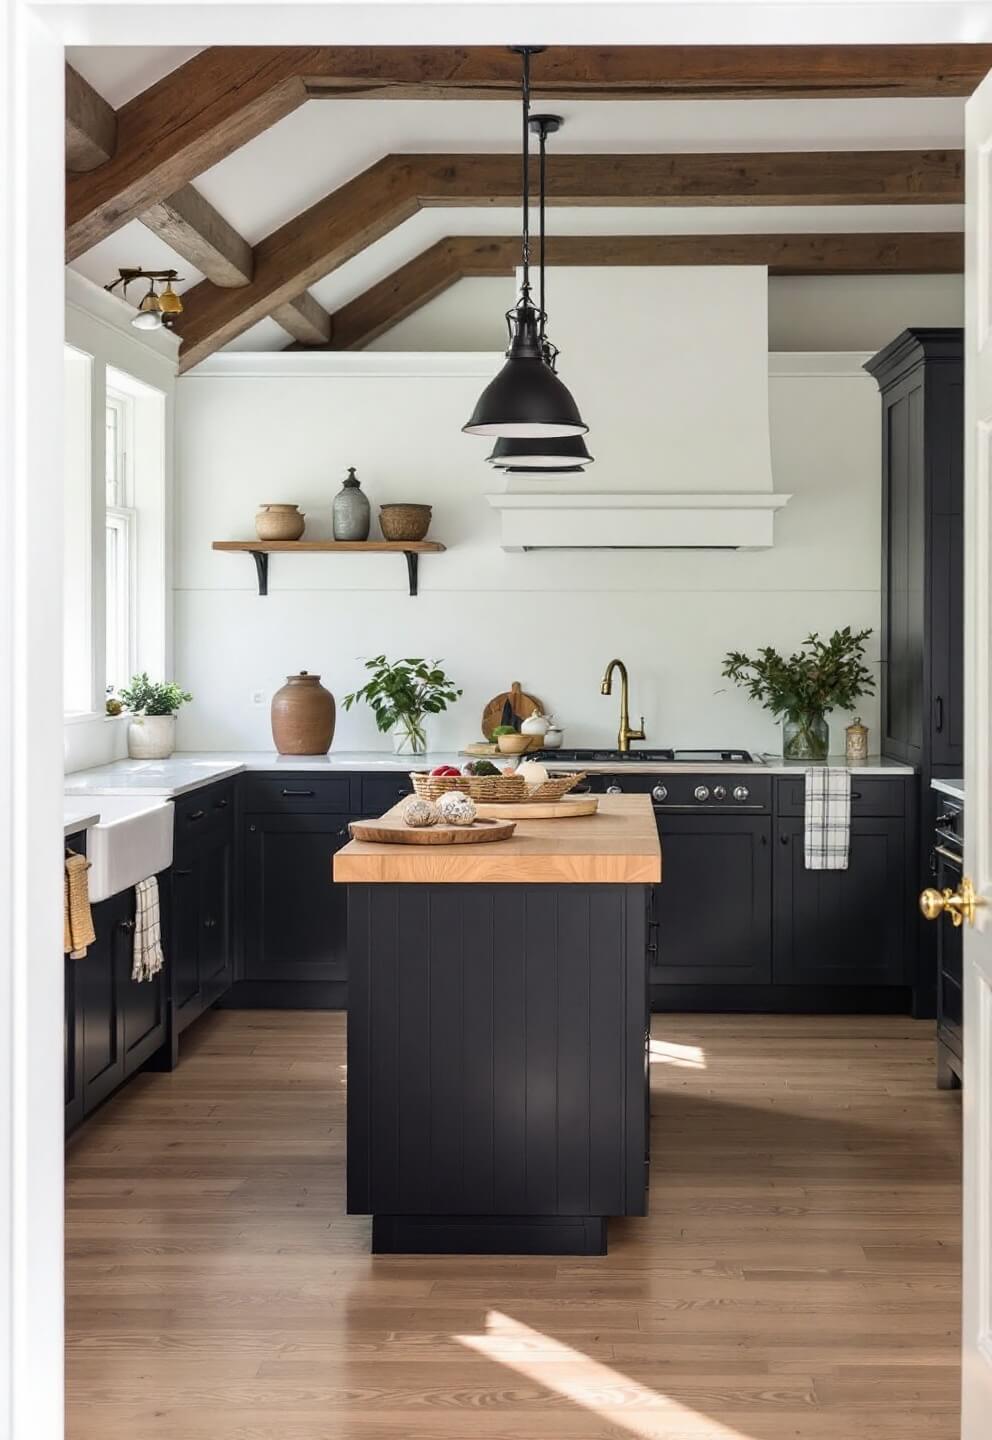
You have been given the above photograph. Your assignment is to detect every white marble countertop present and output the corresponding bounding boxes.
[64,800,101,837]
[64,748,916,797]
[932,777,965,801]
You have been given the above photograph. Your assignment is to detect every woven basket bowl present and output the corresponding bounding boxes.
[380,504,432,542]
[523,773,585,803]
[411,772,527,803]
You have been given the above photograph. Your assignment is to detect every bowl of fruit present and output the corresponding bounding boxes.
[411,760,527,803]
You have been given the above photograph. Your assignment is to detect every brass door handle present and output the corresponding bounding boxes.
[919,875,984,928]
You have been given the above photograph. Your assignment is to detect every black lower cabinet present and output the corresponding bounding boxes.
[67,882,167,1135]
[172,783,235,1034]
[240,811,353,1007]
[652,815,771,988]
[773,816,908,986]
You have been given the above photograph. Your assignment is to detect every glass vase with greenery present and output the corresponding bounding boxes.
[721,628,875,761]
[343,656,462,755]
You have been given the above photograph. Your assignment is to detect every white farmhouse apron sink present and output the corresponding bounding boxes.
[84,796,174,903]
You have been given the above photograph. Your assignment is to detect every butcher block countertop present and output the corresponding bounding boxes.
[334,793,662,886]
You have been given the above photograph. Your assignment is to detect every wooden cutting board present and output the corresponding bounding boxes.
[348,816,516,846]
[475,795,600,820]
[481,681,543,741]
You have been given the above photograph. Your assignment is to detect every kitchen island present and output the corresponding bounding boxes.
[335,794,661,1255]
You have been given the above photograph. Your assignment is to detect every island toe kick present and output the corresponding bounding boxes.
[336,796,661,1255]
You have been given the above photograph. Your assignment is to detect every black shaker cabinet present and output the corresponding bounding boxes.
[652,814,772,986]
[172,779,235,1034]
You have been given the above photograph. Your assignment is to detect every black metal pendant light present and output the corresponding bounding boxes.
[463,47,588,441]
[486,113,594,473]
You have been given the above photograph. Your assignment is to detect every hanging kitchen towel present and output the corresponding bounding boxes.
[804,767,852,871]
[132,875,164,982]
[64,851,96,959]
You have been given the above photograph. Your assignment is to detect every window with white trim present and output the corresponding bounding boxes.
[104,389,137,696]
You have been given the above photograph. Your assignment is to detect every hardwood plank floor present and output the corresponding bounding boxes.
[65,1012,961,1440]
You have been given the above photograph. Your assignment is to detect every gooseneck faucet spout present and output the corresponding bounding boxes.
[600,658,646,754]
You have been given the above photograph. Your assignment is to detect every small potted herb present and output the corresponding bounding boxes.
[118,673,193,760]
[722,628,875,761]
[343,656,462,756]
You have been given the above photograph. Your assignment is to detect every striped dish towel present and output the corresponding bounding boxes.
[132,875,165,982]
[804,767,851,870]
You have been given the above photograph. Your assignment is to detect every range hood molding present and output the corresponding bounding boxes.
[486,491,791,551]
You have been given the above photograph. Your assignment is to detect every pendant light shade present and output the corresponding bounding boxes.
[464,306,587,439]
[486,434,594,469]
[463,46,588,443]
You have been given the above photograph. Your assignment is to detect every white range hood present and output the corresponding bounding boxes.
[486,266,790,551]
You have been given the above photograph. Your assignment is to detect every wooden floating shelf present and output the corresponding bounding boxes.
[212,540,446,597]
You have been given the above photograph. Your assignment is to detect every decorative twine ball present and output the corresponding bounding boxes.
[402,797,439,828]
[436,790,477,826]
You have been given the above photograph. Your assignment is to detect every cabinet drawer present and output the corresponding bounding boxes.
[360,774,416,816]
[240,773,354,813]
[174,779,235,855]
[775,776,907,818]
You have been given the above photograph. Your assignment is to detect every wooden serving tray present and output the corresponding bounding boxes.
[475,795,600,820]
[348,816,516,846]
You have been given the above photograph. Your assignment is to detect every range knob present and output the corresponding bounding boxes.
[712,785,727,801]
[733,784,750,802]
[694,785,710,802]
[652,784,668,803]
[606,784,623,795]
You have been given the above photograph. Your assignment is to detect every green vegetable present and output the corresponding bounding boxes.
[490,725,517,739]
[118,673,193,717]
[470,759,500,776]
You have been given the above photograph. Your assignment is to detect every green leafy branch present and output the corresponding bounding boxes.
[343,656,462,736]
[721,627,875,721]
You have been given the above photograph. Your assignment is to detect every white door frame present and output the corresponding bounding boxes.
[4,5,992,1439]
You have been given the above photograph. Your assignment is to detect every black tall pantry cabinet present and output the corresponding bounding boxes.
[865,328,964,1014]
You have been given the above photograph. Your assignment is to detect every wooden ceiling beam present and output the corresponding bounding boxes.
[172,150,963,371]
[323,230,964,351]
[140,184,254,287]
[65,63,117,171]
[66,44,987,257]
[272,291,334,346]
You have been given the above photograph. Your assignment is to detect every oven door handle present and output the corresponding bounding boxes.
[934,843,964,867]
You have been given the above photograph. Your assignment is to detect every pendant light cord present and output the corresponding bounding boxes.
[520,47,531,306]
[538,121,547,342]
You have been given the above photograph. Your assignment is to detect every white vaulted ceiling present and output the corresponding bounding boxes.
[66,46,968,354]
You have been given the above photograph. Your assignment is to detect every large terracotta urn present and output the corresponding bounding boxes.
[270,672,335,755]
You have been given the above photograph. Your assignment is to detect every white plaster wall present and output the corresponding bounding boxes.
[174,352,882,757]
[367,271,963,354]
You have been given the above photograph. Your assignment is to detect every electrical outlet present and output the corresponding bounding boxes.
[251,690,266,706]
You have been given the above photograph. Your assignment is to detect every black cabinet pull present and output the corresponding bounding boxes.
[282,788,315,797]
[215,797,228,809]
[396,786,409,796]
[203,917,217,930]
[173,867,193,877]
[934,695,945,733]
[187,809,206,822]
[850,791,863,801]
[780,834,789,845]
[119,918,135,933]
[760,833,768,845]
[249,823,257,833]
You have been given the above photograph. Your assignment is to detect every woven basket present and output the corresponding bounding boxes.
[410,771,527,803]
[523,773,585,803]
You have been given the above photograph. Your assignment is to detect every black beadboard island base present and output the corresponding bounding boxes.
[336,795,661,1255]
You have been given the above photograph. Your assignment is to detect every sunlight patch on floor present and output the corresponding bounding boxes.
[649,1038,707,1069]
[455,1311,746,1438]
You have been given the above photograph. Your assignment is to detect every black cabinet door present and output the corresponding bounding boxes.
[118,885,167,1079]
[881,380,926,765]
[198,829,234,1007]
[930,508,964,771]
[652,815,772,985]
[773,817,908,986]
[243,812,352,985]
[78,892,126,1112]
[171,857,203,1030]
[64,953,84,1134]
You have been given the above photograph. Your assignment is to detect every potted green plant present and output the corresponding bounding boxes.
[343,656,462,756]
[722,628,875,761]
[118,673,193,760]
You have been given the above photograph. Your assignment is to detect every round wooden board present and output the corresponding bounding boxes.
[349,816,516,846]
[481,681,543,741]
[475,795,600,820]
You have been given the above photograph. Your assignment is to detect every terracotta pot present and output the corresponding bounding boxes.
[271,672,335,755]
[256,504,305,541]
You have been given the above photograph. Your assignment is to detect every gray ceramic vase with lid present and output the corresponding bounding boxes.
[332,467,371,542]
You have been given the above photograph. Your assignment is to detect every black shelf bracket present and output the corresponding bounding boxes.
[405,551,419,597]
[251,551,269,596]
